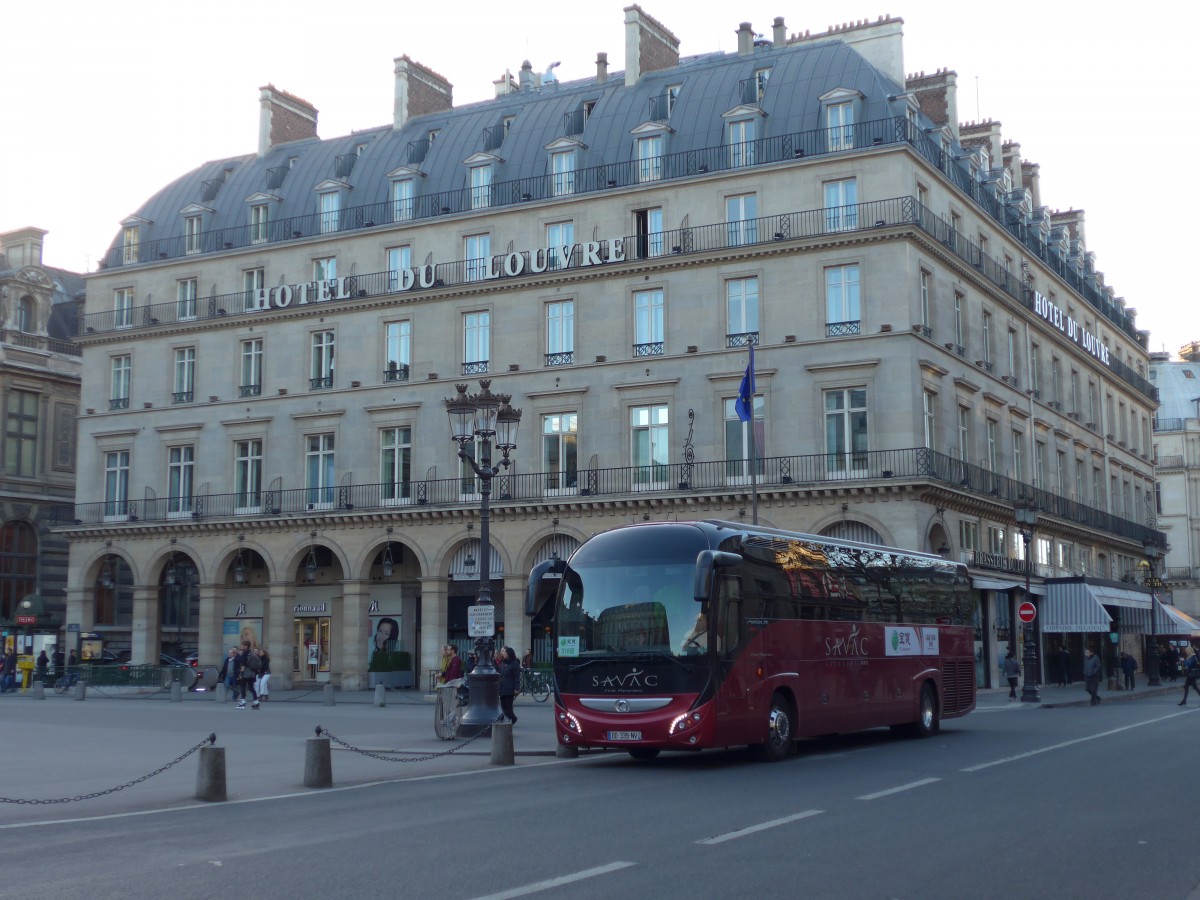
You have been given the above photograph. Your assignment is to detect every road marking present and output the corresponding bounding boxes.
[962,709,1194,773]
[0,757,574,830]
[468,862,637,900]
[696,809,824,845]
[855,777,941,800]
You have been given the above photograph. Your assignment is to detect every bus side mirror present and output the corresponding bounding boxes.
[525,557,566,617]
[694,550,741,601]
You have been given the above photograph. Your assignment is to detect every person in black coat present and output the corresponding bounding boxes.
[496,645,521,725]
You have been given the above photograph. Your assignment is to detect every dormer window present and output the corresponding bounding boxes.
[470,164,493,210]
[638,135,663,182]
[121,225,140,265]
[428,129,440,143]
[728,118,756,167]
[666,85,680,116]
[392,178,414,221]
[551,150,575,196]
[184,215,202,255]
[819,88,864,152]
[319,191,340,233]
[17,296,34,333]
[250,204,269,244]
[753,68,770,101]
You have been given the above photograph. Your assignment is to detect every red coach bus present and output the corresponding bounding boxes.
[526,520,976,761]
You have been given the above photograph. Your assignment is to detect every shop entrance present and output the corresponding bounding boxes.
[293,617,330,681]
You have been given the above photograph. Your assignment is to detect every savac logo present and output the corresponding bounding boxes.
[591,668,659,689]
[825,625,869,658]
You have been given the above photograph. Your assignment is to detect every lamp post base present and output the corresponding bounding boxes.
[1020,622,1041,703]
[456,637,501,738]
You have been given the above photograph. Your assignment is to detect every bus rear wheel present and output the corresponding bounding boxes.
[754,692,793,762]
[627,747,661,761]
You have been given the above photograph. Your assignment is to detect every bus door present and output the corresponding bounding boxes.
[711,573,756,741]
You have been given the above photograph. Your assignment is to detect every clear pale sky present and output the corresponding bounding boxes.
[3,1,1194,355]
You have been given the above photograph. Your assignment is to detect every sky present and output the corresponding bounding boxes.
[3,0,1196,356]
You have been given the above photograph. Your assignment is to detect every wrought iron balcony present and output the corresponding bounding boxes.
[726,332,759,348]
[309,376,334,391]
[633,341,664,357]
[109,398,130,410]
[462,360,488,376]
[383,364,410,383]
[60,446,1163,549]
[171,391,193,404]
[826,321,861,338]
[1154,418,1184,432]
[239,384,262,398]
[544,351,573,367]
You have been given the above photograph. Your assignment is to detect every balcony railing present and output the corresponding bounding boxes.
[80,190,1156,403]
[1154,418,1184,432]
[1155,454,1185,469]
[59,447,1163,547]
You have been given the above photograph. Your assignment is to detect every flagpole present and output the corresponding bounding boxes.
[749,401,758,525]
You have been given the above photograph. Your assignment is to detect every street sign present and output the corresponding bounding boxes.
[15,615,36,625]
[1018,601,1037,623]
[467,604,495,638]
[67,623,80,632]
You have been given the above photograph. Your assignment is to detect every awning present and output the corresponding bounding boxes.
[1159,604,1200,635]
[1042,582,1114,633]
[1086,584,1153,610]
[972,576,1044,596]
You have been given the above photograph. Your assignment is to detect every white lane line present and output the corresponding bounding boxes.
[696,809,824,845]
[962,709,1193,773]
[855,777,941,800]
[468,862,637,900]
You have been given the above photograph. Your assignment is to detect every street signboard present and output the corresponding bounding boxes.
[67,623,80,632]
[1017,601,1037,623]
[15,615,36,625]
[467,604,495,638]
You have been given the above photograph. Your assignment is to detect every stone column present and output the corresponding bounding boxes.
[504,574,530,658]
[266,581,295,689]
[197,583,224,667]
[64,586,92,661]
[130,585,161,664]
[419,576,449,694]
[337,580,370,691]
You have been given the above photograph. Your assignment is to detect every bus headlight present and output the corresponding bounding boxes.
[558,711,582,734]
[669,711,702,735]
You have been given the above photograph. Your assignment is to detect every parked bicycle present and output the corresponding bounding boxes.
[519,668,552,702]
[54,670,81,694]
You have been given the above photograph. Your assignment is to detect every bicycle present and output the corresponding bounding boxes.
[519,668,552,702]
[54,670,81,694]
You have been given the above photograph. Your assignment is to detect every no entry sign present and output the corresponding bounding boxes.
[1017,601,1037,624]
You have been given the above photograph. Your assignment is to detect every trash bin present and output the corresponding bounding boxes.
[17,658,35,691]
[434,678,465,740]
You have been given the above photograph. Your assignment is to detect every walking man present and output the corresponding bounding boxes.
[1002,651,1020,701]
[1179,649,1200,706]
[1120,651,1137,692]
[1083,647,1102,705]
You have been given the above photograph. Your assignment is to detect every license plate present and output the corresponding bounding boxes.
[608,731,642,741]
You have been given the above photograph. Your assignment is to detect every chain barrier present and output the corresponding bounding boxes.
[0,733,217,806]
[314,723,493,763]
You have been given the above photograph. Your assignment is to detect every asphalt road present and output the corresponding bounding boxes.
[1,689,1198,899]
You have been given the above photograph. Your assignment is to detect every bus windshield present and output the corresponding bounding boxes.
[556,560,705,659]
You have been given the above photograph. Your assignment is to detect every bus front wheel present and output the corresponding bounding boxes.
[755,692,793,762]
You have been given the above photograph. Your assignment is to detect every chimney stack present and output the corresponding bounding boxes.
[624,5,680,87]
[772,17,787,49]
[493,70,517,97]
[519,60,536,92]
[737,22,754,56]
[393,56,452,131]
[904,69,959,142]
[258,85,318,156]
[596,52,609,83]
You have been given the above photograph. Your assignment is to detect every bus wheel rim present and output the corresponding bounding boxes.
[769,707,791,745]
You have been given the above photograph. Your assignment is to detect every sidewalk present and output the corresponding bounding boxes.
[975,679,1180,709]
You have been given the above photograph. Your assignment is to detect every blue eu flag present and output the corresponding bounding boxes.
[735,344,755,423]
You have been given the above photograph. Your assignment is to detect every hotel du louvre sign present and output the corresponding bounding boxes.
[1032,291,1111,365]
[972,550,1028,577]
[246,237,627,312]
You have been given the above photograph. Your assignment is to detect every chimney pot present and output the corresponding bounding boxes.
[737,21,754,56]
[772,17,786,48]
[596,51,609,83]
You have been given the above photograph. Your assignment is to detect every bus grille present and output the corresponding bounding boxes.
[940,659,976,714]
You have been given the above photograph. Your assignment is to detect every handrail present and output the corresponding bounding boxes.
[59,446,1163,547]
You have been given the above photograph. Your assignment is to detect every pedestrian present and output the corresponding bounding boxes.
[522,648,533,669]
[1001,651,1020,700]
[1,647,18,693]
[217,646,238,695]
[255,647,271,701]
[236,642,260,709]
[1179,649,1200,706]
[52,647,64,674]
[497,645,521,725]
[442,645,463,683]
[1055,645,1071,686]
[1120,651,1136,691]
[67,649,77,671]
[36,650,49,683]
[439,645,452,682]
[1083,647,1102,705]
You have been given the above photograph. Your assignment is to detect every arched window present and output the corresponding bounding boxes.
[0,521,38,620]
[820,520,885,546]
[17,296,34,333]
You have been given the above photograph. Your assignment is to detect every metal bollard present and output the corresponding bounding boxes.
[195,745,226,802]
[304,737,333,788]
[491,721,515,766]
[323,683,335,706]
[32,680,45,700]
[214,682,226,702]
[374,683,386,707]
[72,681,86,701]
[170,681,182,702]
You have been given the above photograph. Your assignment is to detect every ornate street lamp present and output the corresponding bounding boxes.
[381,527,395,579]
[233,534,247,585]
[1142,542,1162,687]
[304,532,318,583]
[444,380,521,738]
[1015,504,1041,703]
